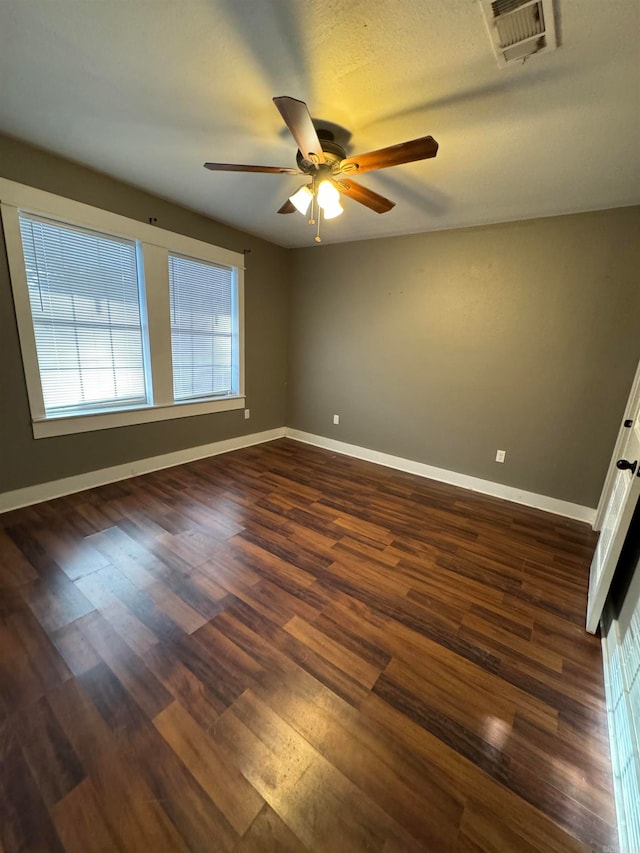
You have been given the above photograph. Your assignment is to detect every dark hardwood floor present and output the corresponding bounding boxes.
[0,438,616,852]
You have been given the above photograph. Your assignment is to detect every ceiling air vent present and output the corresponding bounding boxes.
[480,0,557,67]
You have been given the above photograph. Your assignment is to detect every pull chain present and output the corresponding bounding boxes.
[308,176,316,225]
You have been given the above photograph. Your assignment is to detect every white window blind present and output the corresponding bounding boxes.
[18,213,147,415]
[168,253,235,401]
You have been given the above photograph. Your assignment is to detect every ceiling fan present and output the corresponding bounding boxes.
[204,96,439,242]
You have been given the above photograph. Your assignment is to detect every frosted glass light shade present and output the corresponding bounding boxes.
[322,201,343,219]
[316,180,340,210]
[289,185,313,215]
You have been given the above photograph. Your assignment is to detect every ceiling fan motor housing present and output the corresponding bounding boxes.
[296,130,346,174]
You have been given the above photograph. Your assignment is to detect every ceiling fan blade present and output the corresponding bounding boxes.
[204,162,300,174]
[333,178,395,214]
[338,136,438,175]
[277,199,296,214]
[273,96,326,165]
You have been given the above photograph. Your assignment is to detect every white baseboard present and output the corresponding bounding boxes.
[285,428,597,525]
[0,424,596,525]
[0,427,286,514]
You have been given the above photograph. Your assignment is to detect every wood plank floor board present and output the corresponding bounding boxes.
[77,563,186,646]
[51,617,104,678]
[234,526,334,577]
[25,570,96,636]
[74,571,161,657]
[225,598,371,708]
[197,559,318,627]
[0,717,66,853]
[155,528,213,568]
[318,577,505,679]
[255,667,464,850]
[504,724,617,826]
[142,640,229,727]
[15,694,85,809]
[211,608,300,682]
[79,661,239,851]
[165,624,251,711]
[48,678,191,853]
[456,799,545,853]
[0,438,616,852]
[458,611,565,673]
[154,700,265,836]
[112,507,166,545]
[0,529,39,587]
[75,611,173,719]
[283,614,384,689]
[213,688,425,852]
[361,692,592,853]
[379,654,517,742]
[232,804,309,853]
[53,778,123,853]
[84,525,164,586]
[308,608,394,672]
[30,523,111,582]
[0,607,72,713]
[465,599,534,640]
[267,749,425,853]
[499,754,616,850]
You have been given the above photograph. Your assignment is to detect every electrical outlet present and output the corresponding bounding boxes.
[496,449,506,463]
[244,409,250,419]
[333,414,340,425]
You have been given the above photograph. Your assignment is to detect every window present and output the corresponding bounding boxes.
[19,214,148,415]
[169,254,237,402]
[1,178,245,438]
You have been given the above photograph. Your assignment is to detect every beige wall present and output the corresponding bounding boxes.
[2,130,638,510]
[0,133,290,493]
[288,207,640,508]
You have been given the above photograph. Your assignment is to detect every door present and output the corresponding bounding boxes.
[586,365,640,633]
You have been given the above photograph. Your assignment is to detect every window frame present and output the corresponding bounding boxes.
[0,178,245,439]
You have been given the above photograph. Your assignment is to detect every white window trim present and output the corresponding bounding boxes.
[0,179,246,439]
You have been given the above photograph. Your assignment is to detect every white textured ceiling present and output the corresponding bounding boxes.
[0,0,638,247]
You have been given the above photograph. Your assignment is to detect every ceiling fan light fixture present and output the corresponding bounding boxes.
[289,185,313,215]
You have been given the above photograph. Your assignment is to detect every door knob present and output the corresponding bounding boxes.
[616,458,638,475]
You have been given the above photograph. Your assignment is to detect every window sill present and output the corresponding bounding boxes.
[32,396,246,439]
